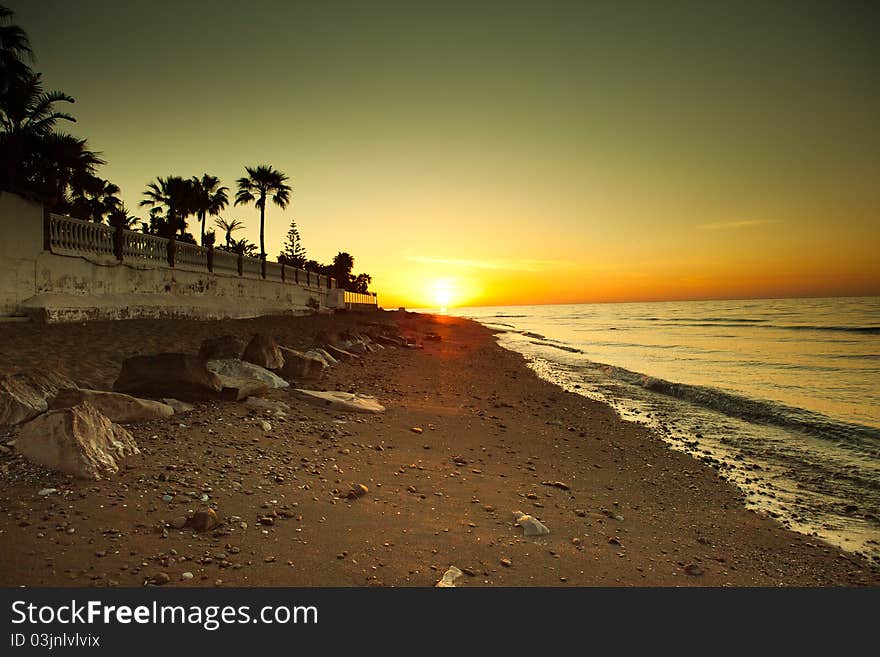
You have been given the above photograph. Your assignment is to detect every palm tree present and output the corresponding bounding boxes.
[0,70,78,200]
[107,202,139,229]
[139,176,196,238]
[214,216,244,249]
[234,165,291,259]
[0,5,34,97]
[190,173,228,246]
[69,177,121,222]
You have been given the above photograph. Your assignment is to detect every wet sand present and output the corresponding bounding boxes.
[0,311,877,586]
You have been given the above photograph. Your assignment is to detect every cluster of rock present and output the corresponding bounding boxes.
[1,324,407,480]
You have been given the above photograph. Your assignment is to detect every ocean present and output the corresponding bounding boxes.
[437,296,880,561]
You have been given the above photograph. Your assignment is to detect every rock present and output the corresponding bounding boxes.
[113,353,223,401]
[424,332,442,342]
[162,398,194,414]
[436,566,463,587]
[291,389,385,414]
[50,388,174,423]
[324,345,360,361]
[151,572,170,586]
[512,511,550,536]
[410,427,424,434]
[181,571,194,581]
[542,481,571,491]
[215,376,271,401]
[500,558,513,568]
[198,334,245,361]
[242,334,284,370]
[206,359,289,389]
[0,370,77,426]
[38,488,57,496]
[259,420,272,432]
[278,347,326,381]
[684,564,704,576]
[16,402,139,480]
[189,508,219,532]
[244,397,290,414]
[346,483,369,499]
[161,494,173,503]
[305,348,338,367]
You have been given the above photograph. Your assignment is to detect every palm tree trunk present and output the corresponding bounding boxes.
[259,193,266,259]
[200,211,206,245]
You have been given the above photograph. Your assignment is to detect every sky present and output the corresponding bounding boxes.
[8,0,880,308]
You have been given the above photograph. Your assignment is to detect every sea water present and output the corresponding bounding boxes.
[438,297,880,561]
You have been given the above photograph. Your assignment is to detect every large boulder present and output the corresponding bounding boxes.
[291,389,385,414]
[242,334,284,371]
[50,388,174,423]
[278,347,326,381]
[16,402,140,479]
[0,370,77,426]
[198,334,245,361]
[206,359,289,389]
[113,353,223,401]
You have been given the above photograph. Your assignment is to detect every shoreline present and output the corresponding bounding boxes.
[1,312,878,586]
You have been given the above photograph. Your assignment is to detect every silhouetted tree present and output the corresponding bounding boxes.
[278,218,306,268]
[0,5,33,97]
[191,173,228,246]
[234,164,291,259]
[352,273,372,294]
[139,176,196,238]
[303,259,323,273]
[213,216,244,249]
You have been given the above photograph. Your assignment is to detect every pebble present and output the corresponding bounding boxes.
[410,427,423,434]
[500,558,513,568]
[38,488,57,497]
[685,564,704,576]
[151,572,170,586]
[161,494,173,503]
[181,572,194,580]
[260,420,272,432]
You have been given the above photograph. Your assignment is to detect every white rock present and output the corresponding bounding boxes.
[291,389,385,414]
[512,510,550,536]
[181,572,194,580]
[206,359,289,389]
[436,566,464,587]
[38,488,57,497]
[260,420,272,432]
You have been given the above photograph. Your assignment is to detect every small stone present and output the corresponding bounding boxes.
[161,494,173,503]
[181,572,194,580]
[500,558,513,568]
[260,420,272,432]
[410,427,423,434]
[151,572,170,586]
[346,484,369,499]
[190,508,219,532]
[542,481,570,491]
[38,488,57,497]
[685,564,704,576]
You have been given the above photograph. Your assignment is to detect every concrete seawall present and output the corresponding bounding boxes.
[0,192,374,322]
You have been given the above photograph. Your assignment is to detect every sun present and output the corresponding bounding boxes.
[432,279,454,311]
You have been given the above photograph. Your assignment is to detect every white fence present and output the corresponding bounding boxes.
[45,213,346,292]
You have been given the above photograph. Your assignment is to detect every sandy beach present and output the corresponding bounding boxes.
[0,311,877,587]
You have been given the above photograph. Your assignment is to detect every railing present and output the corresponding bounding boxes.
[44,213,338,290]
[122,231,167,263]
[47,214,115,257]
[344,291,378,306]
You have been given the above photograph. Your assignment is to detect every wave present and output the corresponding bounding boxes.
[589,362,880,445]
[636,322,880,335]
[530,340,582,354]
